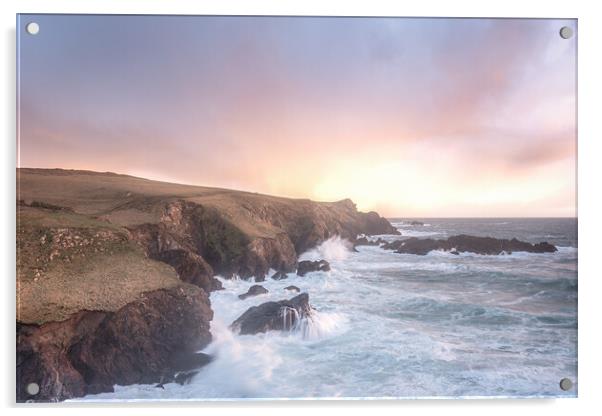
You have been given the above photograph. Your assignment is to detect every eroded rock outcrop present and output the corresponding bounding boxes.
[17,285,212,402]
[383,234,557,255]
[129,201,299,286]
[238,285,269,300]
[297,260,331,276]
[353,236,388,249]
[230,293,312,335]
[354,236,379,246]
[270,270,289,280]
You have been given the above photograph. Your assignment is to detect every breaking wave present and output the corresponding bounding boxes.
[299,236,353,262]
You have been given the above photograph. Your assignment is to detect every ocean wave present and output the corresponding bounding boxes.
[398,229,443,237]
[294,311,349,340]
[390,221,432,227]
[299,236,353,262]
[392,296,529,327]
[555,246,578,254]
[192,321,285,397]
[346,257,470,273]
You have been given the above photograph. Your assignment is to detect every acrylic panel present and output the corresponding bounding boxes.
[16,14,577,402]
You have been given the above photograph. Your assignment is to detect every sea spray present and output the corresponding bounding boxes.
[280,306,300,331]
[294,311,348,340]
[188,319,285,397]
[299,236,353,262]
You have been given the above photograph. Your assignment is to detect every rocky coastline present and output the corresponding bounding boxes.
[16,168,398,402]
[16,169,559,402]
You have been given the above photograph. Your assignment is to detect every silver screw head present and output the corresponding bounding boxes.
[26,22,40,35]
[26,382,40,396]
[559,378,573,391]
[559,26,573,39]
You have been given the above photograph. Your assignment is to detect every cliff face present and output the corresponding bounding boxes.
[17,285,212,401]
[18,168,398,283]
[16,168,398,401]
[130,197,397,281]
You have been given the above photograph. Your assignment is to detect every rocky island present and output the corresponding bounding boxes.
[16,168,398,401]
[382,235,558,255]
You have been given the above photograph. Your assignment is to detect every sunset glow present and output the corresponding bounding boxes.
[18,16,576,217]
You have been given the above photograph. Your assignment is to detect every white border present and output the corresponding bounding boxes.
[3,1,601,415]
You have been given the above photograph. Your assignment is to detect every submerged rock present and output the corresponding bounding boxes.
[354,236,380,246]
[284,285,300,293]
[353,236,388,250]
[238,285,269,300]
[297,260,330,276]
[230,293,312,335]
[155,352,213,386]
[384,234,557,255]
[270,270,289,280]
[170,352,212,385]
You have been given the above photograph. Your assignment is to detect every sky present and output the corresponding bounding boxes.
[18,15,577,217]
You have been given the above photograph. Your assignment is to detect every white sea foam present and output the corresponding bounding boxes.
[390,221,432,228]
[422,247,577,259]
[299,235,353,262]
[556,246,578,254]
[399,229,443,237]
[77,222,577,401]
[295,311,348,340]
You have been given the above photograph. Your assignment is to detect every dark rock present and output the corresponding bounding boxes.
[356,211,401,236]
[381,239,406,251]
[270,270,288,280]
[170,352,212,373]
[16,285,212,402]
[297,260,330,276]
[237,235,298,280]
[132,195,397,283]
[388,234,558,256]
[238,285,269,300]
[284,285,300,293]
[354,236,388,250]
[174,370,199,385]
[130,201,298,285]
[157,249,222,292]
[87,383,114,395]
[408,220,424,226]
[230,293,312,335]
[130,222,222,293]
[169,352,212,385]
[354,236,380,246]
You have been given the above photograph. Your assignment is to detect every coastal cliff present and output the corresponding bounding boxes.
[16,168,398,401]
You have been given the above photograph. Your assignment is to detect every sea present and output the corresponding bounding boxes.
[79,218,578,400]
